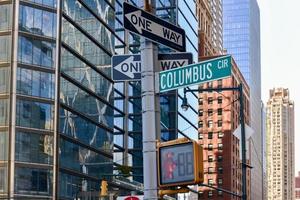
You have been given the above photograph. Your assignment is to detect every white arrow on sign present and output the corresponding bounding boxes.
[114,56,141,78]
[125,10,183,46]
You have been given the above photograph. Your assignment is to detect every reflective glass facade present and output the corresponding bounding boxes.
[1,0,118,198]
[223,0,263,199]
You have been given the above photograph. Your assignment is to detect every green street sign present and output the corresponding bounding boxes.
[159,55,232,92]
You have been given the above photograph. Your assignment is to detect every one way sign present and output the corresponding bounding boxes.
[123,2,186,52]
[112,53,193,81]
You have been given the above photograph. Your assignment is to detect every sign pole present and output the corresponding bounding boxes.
[141,0,160,199]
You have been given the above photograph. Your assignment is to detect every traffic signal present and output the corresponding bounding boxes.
[100,180,108,196]
[157,138,204,187]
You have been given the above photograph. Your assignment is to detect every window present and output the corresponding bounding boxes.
[208,109,213,116]
[198,121,203,128]
[15,131,53,164]
[208,132,213,139]
[199,97,203,105]
[218,143,223,150]
[17,68,55,99]
[0,99,9,126]
[218,132,224,138]
[208,97,213,104]
[0,35,11,63]
[208,144,213,151]
[198,109,203,116]
[218,178,223,185]
[217,155,223,162]
[218,167,223,174]
[208,190,213,197]
[217,79,222,88]
[217,96,222,104]
[0,4,12,31]
[0,166,7,193]
[217,108,222,115]
[208,179,213,186]
[16,99,54,130]
[208,120,213,128]
[18,36,56,68]
[15,167,52,195]
[0,131,8,161]
[218,191,223,196]
[199,133,203,139]
[208,155,213,162]
[0,67,10,94]
[208,167,214,174]
[19,5,57,38]
[218,120,222,127]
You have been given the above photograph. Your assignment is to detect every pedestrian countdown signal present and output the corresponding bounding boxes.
[157,138,204,187]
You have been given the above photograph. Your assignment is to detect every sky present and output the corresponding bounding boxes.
[257,0,300,174]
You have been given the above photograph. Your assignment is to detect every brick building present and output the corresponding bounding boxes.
[197,56,251,199]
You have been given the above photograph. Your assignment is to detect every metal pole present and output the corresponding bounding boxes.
[239,83,247,200]
[141,0,160,199]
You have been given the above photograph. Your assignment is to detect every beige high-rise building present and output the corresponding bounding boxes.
[266,88,295,200]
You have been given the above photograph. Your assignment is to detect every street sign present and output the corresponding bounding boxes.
[112,53,193,81]
[159,55,232,93]
[157,138,203,187]
[123,2,186,52]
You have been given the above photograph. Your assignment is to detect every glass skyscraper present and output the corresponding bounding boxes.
[0,0,118,198]
[223,0,263,199]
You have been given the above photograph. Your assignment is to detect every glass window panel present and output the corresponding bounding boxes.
[59,108,113,153]
[0,67,10,94]
[0,4,12,31]
[0,35,11,63]
[0,166,7,194]
[19,5,56,38]
[15,167,52,196]
[60,77,113,128]
[59,139,113,179]
[16,99,54,130]
[61,19,111,76]
[59,172,99,199]
[0,131,8,161]
[61,48,113,100]
[42,11,53,37]
[18,36,55,68]
[0,99,9,126]
[15,131,53,164]
[17,67,55,99]
[33,8,42,34]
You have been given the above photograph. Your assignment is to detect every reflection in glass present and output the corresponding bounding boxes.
[0,99,9,126]
[16,99,54,130]
[60,139,113,179]
[15,167,52,196]
[15,131,53,164]
[61,48,113,100]
[17,67,55,99]
[0,67,10,94]
[59,172,99,199]
[0,131,8,161]
[0,4,11,31]
[18,36,56,68]
[0,35,11,63]
[60,108,113,153]
[61,19,111,76]
[19,5,56,38]
[60,77,113,128]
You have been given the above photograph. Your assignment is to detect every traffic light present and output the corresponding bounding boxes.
[100,180,108,196]
[157,138,204,187]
